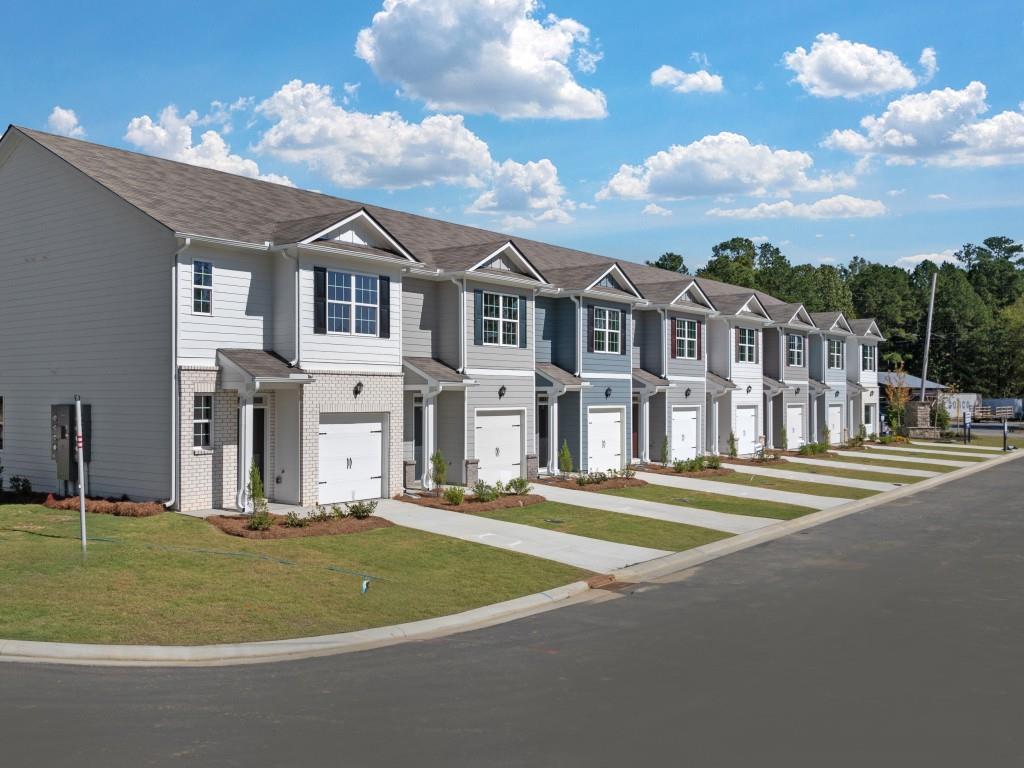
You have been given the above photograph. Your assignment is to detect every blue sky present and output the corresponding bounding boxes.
[2,0,1022,270]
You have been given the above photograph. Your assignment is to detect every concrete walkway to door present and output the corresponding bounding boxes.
[635,471,849,510]
[375,499,670,573]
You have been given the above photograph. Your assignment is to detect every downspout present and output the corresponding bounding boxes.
[165,237,191,509]
[450,278,465,372]
[660,309,669,377]
[280,246,301,367]
[570,295,582,376]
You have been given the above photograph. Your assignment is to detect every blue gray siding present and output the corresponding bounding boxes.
[581,378,632,471]
[580,299,632,376]
[556,390,582,472]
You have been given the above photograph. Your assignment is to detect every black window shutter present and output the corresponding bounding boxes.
[313,267,327,335]
[586,304,595,353]
[620,310,627,354]
[518,296,527,348]
[473,289,483,345]
[697,320,702,359]
[378,275,390,338]
[670,317,677,360]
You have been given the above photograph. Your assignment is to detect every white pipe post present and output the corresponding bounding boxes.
[75,395,87,557]
[919,272,938,401]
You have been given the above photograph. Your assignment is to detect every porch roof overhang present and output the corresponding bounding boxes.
[403,357,475,390]
[536,362,587,393]
[216,349,314,391]
[846,380,868,396]
[632,367,671,393]
[763,375,788,396]
[707,371,737,397]
[808,378,832,396]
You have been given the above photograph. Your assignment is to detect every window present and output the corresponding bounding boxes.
[593,307,621,353]
[482,292,519,346]
[737,327,756,363]
[327,271,378,335]
[828,339,844,369]
[675,319,698,359]
[861,344,877,372]
[193,260,213,314]
[193,395,212,450]
[786,334,805,367]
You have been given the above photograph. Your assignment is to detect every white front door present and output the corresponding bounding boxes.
[827,404,843,444]
[588,407,623,472]
[476,411,523,484]
[318,418,384,503]
[786,404,804,448]
[671,407,699,461]
[735,405,759,455]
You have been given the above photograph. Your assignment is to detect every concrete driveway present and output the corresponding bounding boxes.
[636,471,850,510]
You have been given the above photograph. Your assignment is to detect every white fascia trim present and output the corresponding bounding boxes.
[296,242,408,270]
[463,368,535,378]
[580,372,632,380]
[467,242,547,284]
[450,270,543,289]
[300,209,416,261]
[585,263,644,299]
[667,374,706,382]
[738,294,772,320]
[174,232,270,252]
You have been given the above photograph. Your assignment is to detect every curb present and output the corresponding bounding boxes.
[3,449,1019,667]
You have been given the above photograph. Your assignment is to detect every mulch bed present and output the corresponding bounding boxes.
[721,456,789,467]
[400,493,547,513]
[207,514,392,539]
[43,494,164,517]
[639,464,735,478]
[534,477,647,491]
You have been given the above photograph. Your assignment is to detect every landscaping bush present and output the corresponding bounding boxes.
[933,401,951,431]
[660,435,670,466]
[621,464,637,479]
[472,480,501,502]
[331,504,347,519]
[309,505,332,523]
[346,499,378,519]
[558,439,574,476]
[797,442,830,456]
[283,511,308,528]
[9,475,32,496]
[727,432,738,458]
[706,454,721,469]
[506,476,531,495]
[430,450,447,493]
[443,486,466,505]
[868,432,879,442]
[574,471,610,486]
[779,430,787,451]
[43,494,164,517]
[822,427,831,447]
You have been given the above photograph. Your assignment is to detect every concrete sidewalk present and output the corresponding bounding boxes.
[535,483,778,534]
[832,450,972,468]
[864,444,990,459]
[909,440,1003,453]
[714,463,899,492]
[783,456,940,477]
[375,499,669,573]
[636,471,847,510]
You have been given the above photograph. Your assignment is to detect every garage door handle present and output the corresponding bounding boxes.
[318,481,327,485]
[370,475,382,480]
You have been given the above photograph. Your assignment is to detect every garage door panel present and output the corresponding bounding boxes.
[477,411,522,484]
[671,408,698,461]
[588,408,623,472]
[318,418,384,504]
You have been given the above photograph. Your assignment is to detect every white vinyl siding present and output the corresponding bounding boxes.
[193,394,212,450]
[828,339,844,369]
[861,344,877,372]
[786,333,805,367]
[482,292,518,347]
[738,327,756,363]
[593,307,621,353]
[675,319,698,359]
[192,260,213,314]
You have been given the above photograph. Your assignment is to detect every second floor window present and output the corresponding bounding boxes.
[675,319,698,359]
[862,344,877,372]
[483,292,519,346]
[786,334,805,367]
[193,395,212,450]
[828,339,844,369]
[193,260,213,314]
[328,271,378,335]
[737,327,756,363]
[593,307,621,353]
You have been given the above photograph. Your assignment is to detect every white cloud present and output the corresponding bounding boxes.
[750,235,769,243]
[783,33,930,98]
[919,47,938,83]
[642,203,672,216]
[598,132,853,201]
[824,81,1024,167]
[690,51,710,69]
[500,215,537,231]
[47,106,85,138]
[650,64,723,94]
[469,157,576,225]
[355,0,606,119]
[895,248,957,269]
[706,194,887,220]
[125,105,293,186]
[928,193,951,200]
[887,188,906,196]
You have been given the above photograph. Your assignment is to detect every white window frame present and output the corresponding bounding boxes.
[593,307,621,354]
[737,327,756,364]
[192,260,213,315]
[326,269,379,336]
[193,394,213,451]
[828,338,844,369]
[861,344,877,372]
[675,319,698,359]
[786,333,805,367]
[482,292,519,347]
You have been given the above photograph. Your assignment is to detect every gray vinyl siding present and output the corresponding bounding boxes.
[401,277,435,360]
[648,392,667,461]
[783,331,809,382]
[0,135,172,500]
[535,296,554,364]
[581,379,632,471]
[465,374,534,463]
[580,299,631,376]
[436,389,465,484]
[809,335,824,381]
[638,310,662,375]
[556,390,582,472]
[630,310,641,368]
[707,317,730,378]
[272,255,296,362]
[536,295,578,371]
[666,310,706,379]
[436,281,460,369]
[764,328,781,379]
[464,279,533,370]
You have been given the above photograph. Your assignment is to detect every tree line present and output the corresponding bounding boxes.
[647,236,1024,397]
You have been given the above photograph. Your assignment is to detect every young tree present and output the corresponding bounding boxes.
[646,251,689,274]
[885,364,911,433]
[430,450,447,495]
[557,439,574,477]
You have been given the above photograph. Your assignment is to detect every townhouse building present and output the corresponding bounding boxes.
[0,126,884,512]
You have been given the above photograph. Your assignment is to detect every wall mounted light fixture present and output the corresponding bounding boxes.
[795,387,801,395]
[605,387,613,398]
[498,385,507,399]
[684,387,692,398]
[354,381,364,397]
[746,385,752,394]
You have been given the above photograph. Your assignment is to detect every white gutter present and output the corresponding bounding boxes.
[570,295,582,376]
[165,237,191,509]
[450,278,466,373]
[659,309,669,378]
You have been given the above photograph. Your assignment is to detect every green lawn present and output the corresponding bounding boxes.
[470,501,731,552]
[932,432,1023,450]
[861,448,987,461]
[708,472,877,500]
[0,505,586,645]
[772,461,921,484]
[826,455,957,473]
[600,484,815,521]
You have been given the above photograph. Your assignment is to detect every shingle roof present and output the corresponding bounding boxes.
[536,362,583,387]
[706,372,736,391]
[765,302,812,325]
[849,318,881,337]
[426,240,519,272]
[633,368,670,389]
[710,292,764,316]
[810,311,846,331]
[217,349,308,379]
[271,208,365,244]
[403,357,468,383]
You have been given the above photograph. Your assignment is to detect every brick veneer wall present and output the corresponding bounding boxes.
[179,368,238,513]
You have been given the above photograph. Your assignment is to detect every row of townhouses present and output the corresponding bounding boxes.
[0,126,885,513]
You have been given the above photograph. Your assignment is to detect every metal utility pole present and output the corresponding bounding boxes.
[919,272,938,401]
[75,395,87,557]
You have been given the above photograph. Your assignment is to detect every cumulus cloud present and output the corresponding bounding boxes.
[598,132,853,201]
[919,47,938,83]
[125,105,293,185]
[468,157,576,224]
[355,0,606,119]
[706,194,887,220]
[642,203,672,216]
[895,249,957,269]
[824,81,1024,167]
[650,64,723,94]
[783,33,932,98]
[928,193,951,200]
[47,106,85,138]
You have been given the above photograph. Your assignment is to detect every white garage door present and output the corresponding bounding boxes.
[786,404,804,448]
[318,418,383,503]
[476,411,522,484]
[588,407,623,472]
[827,404,843,444]
[671,407,699,461]
[735,405,759,456]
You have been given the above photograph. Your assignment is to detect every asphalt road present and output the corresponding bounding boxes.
[3,459,1022,767]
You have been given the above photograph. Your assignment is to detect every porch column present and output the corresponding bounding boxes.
[236,392,254,512]
[422,393,437,490]
[641,395,650,463]
[765,394,774,449]
[549,397,559,474]
[711,398,720,455]
[809,396,817,442]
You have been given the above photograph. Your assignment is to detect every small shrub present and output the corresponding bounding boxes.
[706,454,721,469]
[574,473,589,486]
[493,480,506,495]
[822,426,831,446]
[346,499,378,519]
[672,459,687,473]
[430,450,447,493]
[621,464,637,479]
[443,486,466,505]
[506,476,531,495]
[868,432,878,442]
[283,511,308,528]
[472,480,500,502]
[660,435,670,466]
[727,432,738,458]
[9,475,32,495]
[779,429,788,451]
[558,440,574,476]
[310,504,332,523]
[933,401,951,431]
[246,512,274,531]
[858,424,868,441]
[331,504,347,519]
